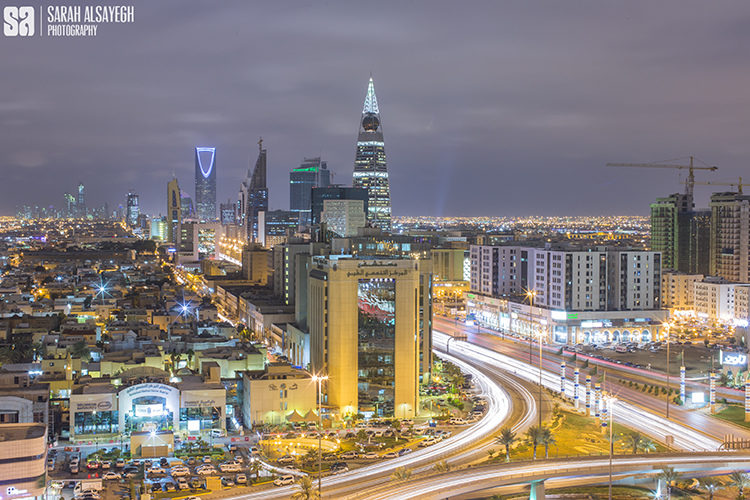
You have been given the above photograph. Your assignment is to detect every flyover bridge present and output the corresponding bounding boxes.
[351,452,750,500]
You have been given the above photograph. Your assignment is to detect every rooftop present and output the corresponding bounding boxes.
[0,423,46,442]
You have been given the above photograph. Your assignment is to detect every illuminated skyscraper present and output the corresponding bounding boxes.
[126,192,139,227]
[353,77,391,232]
[239,139,268,242]
[167,178,181,244]
[77,182,86,218]
[195,147,217,221]
[290,157,331,226]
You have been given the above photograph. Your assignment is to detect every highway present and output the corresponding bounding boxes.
[353,452,750,500]
[435,316,750,444]
[225,349,532,499]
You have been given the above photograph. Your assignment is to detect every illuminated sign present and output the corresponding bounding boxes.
[135,404,165,417]
[691,392,705,404]
[720,350,747,366]
[551,310,567,321]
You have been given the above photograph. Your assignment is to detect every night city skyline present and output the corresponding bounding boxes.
[4,1,750,216]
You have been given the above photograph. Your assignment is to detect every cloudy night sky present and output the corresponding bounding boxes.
[2,1,750,217]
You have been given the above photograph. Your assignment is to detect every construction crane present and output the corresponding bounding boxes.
[606,155,718,197]
[695,176,747,195]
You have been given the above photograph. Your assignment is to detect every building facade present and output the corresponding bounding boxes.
[239,142,268,242]
[126,192,139,228]
[710,192,750,282]
[353,77,391,232]
[240,364,316,426]
[308,257,423,418]
[0,423,47,500]
[290,157,331,227]
[167,178,181,245]
[662,271,703,311]
[321,199,366,237]
[194,147,217,221]
[311,186,369,226]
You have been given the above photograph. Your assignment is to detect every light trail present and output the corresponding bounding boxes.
[433,331,721,452]
[223,349,516,499]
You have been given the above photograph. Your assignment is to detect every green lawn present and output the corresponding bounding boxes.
[714,404,750,429]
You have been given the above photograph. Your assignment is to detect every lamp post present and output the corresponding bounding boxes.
[526,290,537,365]
[526,289,544,427]
[663,322,671,419]
[311,373,328,497]
[604,396,616,500]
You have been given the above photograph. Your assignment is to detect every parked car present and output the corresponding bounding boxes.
[383,451,398,459]
[340,451,358,459]
[101,461,111,470]
[115,458,125,468]
[363,452,378,459]
[235,474,248,485]
[102,472,121,480]
[221,477,235,487]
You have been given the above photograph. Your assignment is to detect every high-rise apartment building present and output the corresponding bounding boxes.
[290,157,331,227]
[239,140,268,242]
[650,192,710,274]
[167,178,181,245]
[126,192,139,228]
[194,147,217,221]
[710,192,750,282]
[353,77,391,232]
[219,199,236,225]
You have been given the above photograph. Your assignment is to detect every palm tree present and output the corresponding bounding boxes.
[496,427,517,462]
[391,467,412,482]
[247,459,262,482]
[291,476,319,500]
[186,348,195,369]
[540,427,556,459]
[525,426,544,460]
[699,477,722,500]
[730,471,750,497]
[658,466,679,500]
[433,460,450,473]
[639,437,656,454]
[623,431,644,454]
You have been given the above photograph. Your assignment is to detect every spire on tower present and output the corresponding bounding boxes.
[362,76,379,115]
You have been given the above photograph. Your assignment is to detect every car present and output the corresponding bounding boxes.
[76,493,101,500]
[202,456,212,464]
[164,482,176,492]
[330,462,349,473]
[219,463,241,473]
[383,451,398,459]
[143,460,152,468]
[185,497,201,500]
[273,475,295,487]
[70,464,80,474]
[197,466,216,476]
[115,458,125,468]
[159,458,169,467]
[102,472,121,480]
[277,455,295,465]
[70,456,80,465]
[210,429,226,438]
[122,471,137,479]
[186,457,197,466]
[400,419,414,426]
[397,448,412,456]
[363,451,378,459]
[86,461,100,470]
[249,446,260,455]
[150,484,162,493]
[235,474,247,485]
[171,467,190,477]
[227,444,237,452]
[101,461,112,470]
[340,451,358,459]
[221,477,235,487]
[176,478,189,490]
[148,467,166,476]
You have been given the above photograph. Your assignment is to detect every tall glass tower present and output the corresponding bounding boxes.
[353,77,391,232]
[195,147,217,221]
[290,157,331,227]
[239,139,268,242]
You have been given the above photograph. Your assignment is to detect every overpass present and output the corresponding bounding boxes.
[351,452,750,499]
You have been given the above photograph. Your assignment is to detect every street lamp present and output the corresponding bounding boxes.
[311,373,328,497]
[526,289,537,365]
[663,322,671,419]
[526,289,543,427]
[604,395,617,500]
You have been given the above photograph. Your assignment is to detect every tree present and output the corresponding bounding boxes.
[248,460,262,482]
[658,466,679,500]
[639,437,656,454]
[540,427,556,459]
[525,426,544,460]
[432,460,450,473]
[496,427,517,462]
[186,349,195,369]
[623,431,644,454]
[70,340,90,361]
[391,467,412,482]
[291,476,319,500]
[699,477,722,500]
[730,471,750,497]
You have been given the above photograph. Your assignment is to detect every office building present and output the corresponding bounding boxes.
[150,217,168,241]
[290,157,331,226]
[195,147,217,221]
[167,178,181,245]
[258,210,298,248]
[650,193,711,274]
[353,77,392,232]
[239,140,268,242]
[220,199,236,225]
[126,192,139,228]
[308,257,427,418]
[240,364,316,426]
[0,423,47,499]
[77,182,86,217]
[710,192,750,282]
[311,185,369,226]
[321,199,366,237]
